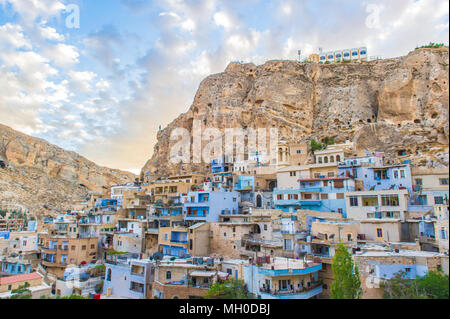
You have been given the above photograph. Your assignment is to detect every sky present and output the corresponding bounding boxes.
[0,0,448,174]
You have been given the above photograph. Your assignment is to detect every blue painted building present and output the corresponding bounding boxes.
[181,190,239,222]
[103,254,152,299]
[95,198,118,208]
[1,260,32,275]
[211,156,231,174]
[338,157,412,194]
[234,175,255,203]
[274,176,355,217]
[243,257,322,299]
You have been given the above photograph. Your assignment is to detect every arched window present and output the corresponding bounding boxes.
[318,157,323,164]
[107,269,112,281]
[324,156,329,163]
[336,155,341,162]
[330,156,335,163]
[166,271,171,280]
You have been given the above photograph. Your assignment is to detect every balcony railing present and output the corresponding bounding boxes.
[171,239,188,244]
[259,283,322,297]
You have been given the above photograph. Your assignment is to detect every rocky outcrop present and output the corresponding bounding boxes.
[142,47,449,178]
[0,124,136,216]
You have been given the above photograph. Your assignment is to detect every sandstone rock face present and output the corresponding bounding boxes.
[142,48,449,179]
[0,124,135,216]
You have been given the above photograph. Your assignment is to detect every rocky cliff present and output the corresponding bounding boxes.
[142,47,449,179]
[0,124,136,216]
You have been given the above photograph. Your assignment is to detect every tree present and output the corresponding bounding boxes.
[204,279,252,299]
[330,243,362,299]
[417,270,449,299]
[310,138,323,152]
[62,294,88,299]
[382,270,449,299]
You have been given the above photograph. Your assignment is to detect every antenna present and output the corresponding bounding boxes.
[297,50,302,61]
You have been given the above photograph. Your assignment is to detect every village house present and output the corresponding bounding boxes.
[103,253,153,299]
[0,272,51,299]
[354,248,447,299]
[38,233,98,277]
[152,257,223,299]
[244,256,323,299]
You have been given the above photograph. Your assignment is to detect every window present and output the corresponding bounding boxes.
[8,285,12,291]
[277,194,283,200]
[434,197,444,205]
[321,193,328,200]
[349,196,359,207]
[264,224,268,231]
[376,228,383,238]
[362,196,378,206]
[324,157,329,164]
[400,170,405,178]
[330,156,335,163]
[81,245,86,250]
[166,271,171,280]
[318,157,323,164]
[90,244,95,249]
[439,178,449,185]
[336,193,344,199]
[415,178,423,185]
[394,171,399,179]
[347,234,352,241]
[223,233,227,237]
[336,155,341,162]
[290,171,296,177]
[296,150,302,154]
[381,195,399,206]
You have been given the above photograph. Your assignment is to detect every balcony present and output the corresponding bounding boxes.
[171,239,188,244]
[299,187,322,192]
[259,285,322,299]
[299,200,322,206]
[258,264,322,277]
[275,199,300,206]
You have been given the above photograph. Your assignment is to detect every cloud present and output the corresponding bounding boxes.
[0,0,448,172]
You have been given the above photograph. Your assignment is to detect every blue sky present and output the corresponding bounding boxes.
[0,0,448,174]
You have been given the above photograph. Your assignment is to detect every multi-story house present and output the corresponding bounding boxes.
[38,233,98,277]
[181,190,239,222]
[145,174,206,204]
[410,167,449,211]
[103,253,153,299]
[152,256,220,299]
[111,183,142,207]
[345,189,410,221]
[158,223,210,258]
[338,156,412,194]
[244,256,323,299]
[354,248,446,299]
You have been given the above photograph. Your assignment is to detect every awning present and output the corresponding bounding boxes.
[217,271,230,280]
[189,271,216,277]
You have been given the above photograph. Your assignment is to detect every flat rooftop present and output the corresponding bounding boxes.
[260,257,320,271]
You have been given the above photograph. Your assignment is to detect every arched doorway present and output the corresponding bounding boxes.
[256,195,262,208]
